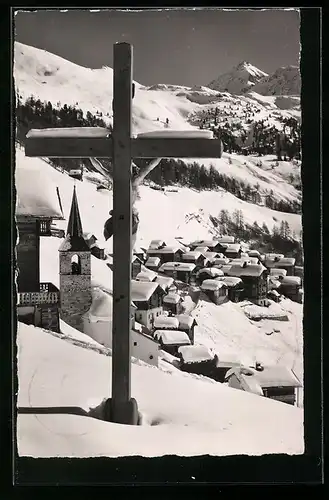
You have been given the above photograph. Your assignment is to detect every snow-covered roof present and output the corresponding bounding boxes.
[148,239,166,250]
[16,163,63,219]
[214,257,230,265]
[270,268,288,277]
[224,243,241,253]
[147,246,182,255]
[280,276,302,287]
[217,236,235,243]
[154,329,191,345]
[154,316,179,329]
[194,246,210,253]
[155,275,174,290]
[228,263,267,278]
[163,293,181,304]
[159,262,196,272]
[220,264,233,274]
[265,253,284,260]
[136,269,157,282]
[197,267,224,278]
[229,258,251,266]
[181,251,202,261]
[131,280,161,302]
[178,345,214,364]
[204,252,222,261]
[201,279,227,291]
[175,314,196,329]
[215,276,244,287]
[248,250,261,257]
[145,257,161,266]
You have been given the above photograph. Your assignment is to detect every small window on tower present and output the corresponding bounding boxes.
[71,254,81,274]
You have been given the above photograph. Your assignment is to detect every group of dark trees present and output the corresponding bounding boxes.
[210,209,303,264]
[15,96,301,216]
[193,105,301,161]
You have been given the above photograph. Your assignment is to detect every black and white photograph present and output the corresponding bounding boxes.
[14,8,306,459]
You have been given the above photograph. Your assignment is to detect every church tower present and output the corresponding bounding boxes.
[59,186,92,332]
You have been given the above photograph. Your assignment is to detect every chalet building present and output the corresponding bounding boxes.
[181,251,209,269]
[194,246,210,254]
[203,252,223,264]
[148,239,166,250]
[201,279,228,305]
[163,292,184,315]
[59,187,92,332]
[278,276,302,302]
[178,345,218,378]
[265,256,296,276]
[213,257,230,267]
[131,255,143,278]
[228,263,269,306]
[16,162,64,332]
[153,315,179,331]
[131,280,166,330]
[158,262,196,284]
[196,267,224,285]
[269,268,287,279]
[135,267,157,283]
[217,235,235,244]
[175,314,197,344]
[154,275,175,292]
[82,288,159,366]
[225,365,302,406]
[145,256,161,272]
[190,239,226,254]
[215,276,244,302]
[154,329,191,356]
[133,247,146,262]
[222,243,242,259]
[146,246,185,263]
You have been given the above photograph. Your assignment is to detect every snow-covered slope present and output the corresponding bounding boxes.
[208,61,268,94]
[252,66,301,96]
[17,322,304,457]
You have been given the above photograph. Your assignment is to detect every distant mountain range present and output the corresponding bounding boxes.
[207,61,300,96]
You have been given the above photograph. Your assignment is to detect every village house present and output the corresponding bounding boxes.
[196,267,224,285]
[215,276,244,302]
[175,314,197,344]
[222,243,242,259]
[201,279,228,305]
[194,246,210,254]
[203,252,224,264]
[163,292,184,315]
[135,267,157,282]
[82,288,159,366]
[265,256,296,276]
[148,239,166,250]
[153,315,179,332]
[133,246,146,262]
[154,275,175,292]
[131,280,166,330]
[225,365,302,406]
[178,345,218,378]
[278,276,302,302]
[181,251,209,270]
[158,262,196,284]
[269,268,288,279]
[146,246,185,263]
[16,162,64,332]
[145,256,161,272]
[131,255,143,278]
[213,256,230,267]
[154,329,191,356]
[228,263,269,306]
[217,235,235,244]
[83,232,105,260]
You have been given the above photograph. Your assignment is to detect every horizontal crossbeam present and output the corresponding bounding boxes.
[25,128,223,159]
[131,137,223,158]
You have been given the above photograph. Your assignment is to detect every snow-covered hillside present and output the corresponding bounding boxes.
[208,61,268,94]
[17,322,304,457]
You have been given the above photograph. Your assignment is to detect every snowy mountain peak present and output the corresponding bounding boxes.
[207,61,268,95]
[252,65,301,96]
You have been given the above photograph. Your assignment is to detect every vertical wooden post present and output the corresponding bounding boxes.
[110,42,138,424]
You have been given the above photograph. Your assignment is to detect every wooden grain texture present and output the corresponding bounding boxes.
[111,42,133,405]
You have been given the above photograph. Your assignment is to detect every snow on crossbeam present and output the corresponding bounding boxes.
[25,128,223,159]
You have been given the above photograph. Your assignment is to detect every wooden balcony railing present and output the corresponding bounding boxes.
[17,282,60,305]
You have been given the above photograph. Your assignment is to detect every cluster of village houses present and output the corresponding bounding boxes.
[16,180,303,408]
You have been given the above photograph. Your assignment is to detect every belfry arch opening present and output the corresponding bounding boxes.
[71,254,81,275]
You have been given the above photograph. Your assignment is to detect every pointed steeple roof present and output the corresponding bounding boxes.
[59,186,90,252]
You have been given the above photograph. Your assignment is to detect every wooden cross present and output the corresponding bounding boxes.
[25,42,223,425]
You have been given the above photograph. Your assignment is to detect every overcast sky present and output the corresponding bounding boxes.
[14,8,300,87]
